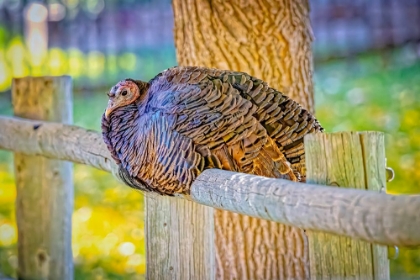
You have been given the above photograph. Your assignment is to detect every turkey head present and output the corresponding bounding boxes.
[105,80,140,118]
[101,66,323,196]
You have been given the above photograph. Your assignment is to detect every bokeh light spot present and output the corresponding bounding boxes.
[0,224,16,246]
[48,3,66,22]
[25,3,48,23]
[118,242,135,256]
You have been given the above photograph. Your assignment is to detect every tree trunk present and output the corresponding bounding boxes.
[172,0,314,279]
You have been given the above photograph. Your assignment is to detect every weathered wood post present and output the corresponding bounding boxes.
[12,77,73,280]
[145,196,214,279]
[305,131,389,280]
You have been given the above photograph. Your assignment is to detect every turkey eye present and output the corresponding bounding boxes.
[121,90,128,96]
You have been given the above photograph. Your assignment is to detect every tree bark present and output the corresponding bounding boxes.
[173,0,314,278]
[172,0,314,112]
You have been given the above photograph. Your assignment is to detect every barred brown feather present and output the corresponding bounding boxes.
[101,66,323,195]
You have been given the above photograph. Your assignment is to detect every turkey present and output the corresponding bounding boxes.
[101,66,323,195]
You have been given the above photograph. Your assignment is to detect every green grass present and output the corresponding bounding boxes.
[315,54,420,195]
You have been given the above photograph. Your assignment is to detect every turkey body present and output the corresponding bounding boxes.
[101,66,323,195]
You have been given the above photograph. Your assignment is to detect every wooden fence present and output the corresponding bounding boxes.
[0,76,419,279]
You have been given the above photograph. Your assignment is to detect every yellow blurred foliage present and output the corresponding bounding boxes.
[48,48,68,75]
[6,37,30,78]
[0,50,12,91]
[0,163,145,276]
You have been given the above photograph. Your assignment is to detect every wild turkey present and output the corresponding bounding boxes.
[101,66,323,195]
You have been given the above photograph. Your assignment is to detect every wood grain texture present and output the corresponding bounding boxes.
[305,132,389,280]
[12,76,73,280]
[360,133,390,280]
[145,196,214,279]
[172,0,314,278]
[1,118,419,247]
[214,210,308,280]
[190,169,420,247]
[0,116,116,174]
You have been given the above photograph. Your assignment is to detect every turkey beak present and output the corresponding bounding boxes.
[105,100,115,119]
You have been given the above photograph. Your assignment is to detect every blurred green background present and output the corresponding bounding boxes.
[1,0,420,279]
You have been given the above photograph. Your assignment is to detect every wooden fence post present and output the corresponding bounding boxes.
[12,77,73,280]
[305,131,389,280]
[145,196,215,279]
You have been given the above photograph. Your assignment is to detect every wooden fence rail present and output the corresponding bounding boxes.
[1,115,419,248]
